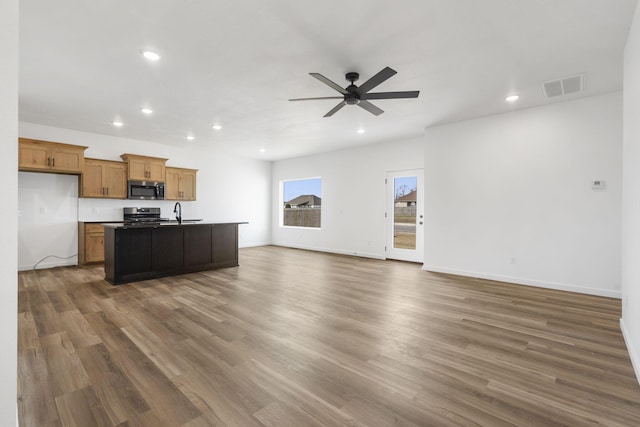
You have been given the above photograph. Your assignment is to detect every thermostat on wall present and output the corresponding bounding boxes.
[592,180,606,190]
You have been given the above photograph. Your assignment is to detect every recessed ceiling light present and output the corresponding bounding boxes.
[112,121,124,127]
[140,108,153,115]
[357,129,365,134]
[505,95,520,102]
[186,135,195,141]
[259,148,266,153]
[141,50,161,61]
[212,124,222,130]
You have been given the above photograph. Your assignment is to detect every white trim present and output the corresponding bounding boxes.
[239,242,271,249]
[620,318,640,385]
[18,258,77,272]
[273,244,385,260]
[422,265,621,298]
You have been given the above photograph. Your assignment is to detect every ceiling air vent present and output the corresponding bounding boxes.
[541,73,585,99]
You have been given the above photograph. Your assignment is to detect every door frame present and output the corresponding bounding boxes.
[385,169,424,263]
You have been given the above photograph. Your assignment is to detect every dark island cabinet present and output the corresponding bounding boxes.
[104,223,242,284]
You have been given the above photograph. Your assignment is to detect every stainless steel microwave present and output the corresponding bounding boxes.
[127,180,165,200]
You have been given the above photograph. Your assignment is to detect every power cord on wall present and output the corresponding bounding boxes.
[32,254,78,271]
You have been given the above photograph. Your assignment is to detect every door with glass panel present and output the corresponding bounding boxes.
[386,169,424,263]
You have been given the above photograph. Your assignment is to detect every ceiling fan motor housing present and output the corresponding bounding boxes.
[345,72,360,83]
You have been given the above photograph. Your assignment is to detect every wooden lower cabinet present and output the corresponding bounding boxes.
[104,223,241,284]
[78,222,106,264]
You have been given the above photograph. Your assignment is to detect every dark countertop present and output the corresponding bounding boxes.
[102,221,248,229]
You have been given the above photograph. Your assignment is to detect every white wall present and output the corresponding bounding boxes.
[19,122,272,269]
[424,93,622,297]
[272,136,424,258]
[622,2,640,384]
[0,0,18,423]
[18,172,79,270]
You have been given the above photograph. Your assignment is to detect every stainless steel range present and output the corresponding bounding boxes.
[122,207,169,225]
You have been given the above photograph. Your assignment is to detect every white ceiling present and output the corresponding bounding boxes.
[18,0,637,161]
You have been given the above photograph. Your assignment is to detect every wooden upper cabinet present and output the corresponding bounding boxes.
[19,138,87,174]
[121,154,167,181]
[81,158,126,198]
[165,167,197,201]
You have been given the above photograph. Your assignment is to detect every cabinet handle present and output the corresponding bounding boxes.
[106,187,109,195]
[52,158,55,167]
[47,157,50,166]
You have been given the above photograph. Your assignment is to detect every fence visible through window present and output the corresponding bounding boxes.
[282,177,322,228]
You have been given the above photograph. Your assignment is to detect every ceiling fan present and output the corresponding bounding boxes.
[289,66,419,117]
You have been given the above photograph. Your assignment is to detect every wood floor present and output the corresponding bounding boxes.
[18,246,640,426]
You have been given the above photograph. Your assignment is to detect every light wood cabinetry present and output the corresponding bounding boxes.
[82,158,127,198]
[120,154,167,181]
[165,167,197,200]
[19,138,87,174]
[78,222,106,264]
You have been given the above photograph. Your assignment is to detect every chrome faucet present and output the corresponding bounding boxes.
[173,202,182,224]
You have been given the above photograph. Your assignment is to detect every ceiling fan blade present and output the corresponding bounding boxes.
[357,100,384,116]
[361,91,420,100]
[288,96,344,101]
[356,67,397,95]
[310,73,349,95]
[324,101,346,117]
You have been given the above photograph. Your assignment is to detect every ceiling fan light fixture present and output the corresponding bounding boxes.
[141,50,161,61]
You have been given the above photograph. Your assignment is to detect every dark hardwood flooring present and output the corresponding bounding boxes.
[18,245,640,426]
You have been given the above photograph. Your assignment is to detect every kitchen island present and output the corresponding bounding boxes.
[103,222,246,284]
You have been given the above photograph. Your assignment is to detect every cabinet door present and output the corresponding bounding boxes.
[147,160,165,182]
[151,227,183,273]
[85,233,105,262]
[184,225,213,269]
[115,228,152,279]
[82,160,105,198]
[19,141,50,170]
[128,158,148,180]
[165,168,181,200]
[104,162,126,198]
[212,224,238,267]
[51,146,84,172]
[181,170,197,200]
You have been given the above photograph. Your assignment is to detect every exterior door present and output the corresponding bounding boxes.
[386,169,424,263]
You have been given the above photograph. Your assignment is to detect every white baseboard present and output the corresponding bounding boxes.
[272,243,385,260]
[18,258,77,272]
[239,241,271,249]
[422,265,621,299]
[620,318,640,385]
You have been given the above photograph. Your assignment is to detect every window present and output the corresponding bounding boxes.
[282,177,322,228]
